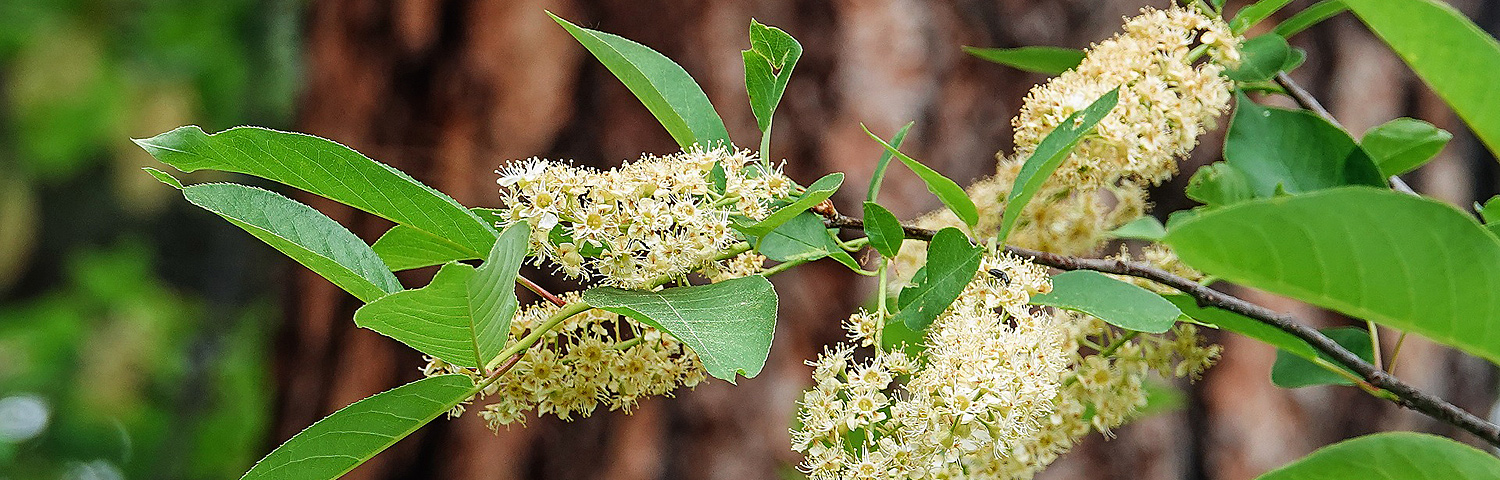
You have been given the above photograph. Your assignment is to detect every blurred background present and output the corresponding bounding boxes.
[1,1,1497,479]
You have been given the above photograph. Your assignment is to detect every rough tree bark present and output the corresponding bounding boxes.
[273,1,1499,479]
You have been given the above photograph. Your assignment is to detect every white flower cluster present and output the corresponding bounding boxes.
[496,147,789,289]
[1012,6,1239,188]
[424,293,708,429]
[792,255,1070,479]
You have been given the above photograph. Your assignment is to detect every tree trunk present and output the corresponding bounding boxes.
[274,1,1499,479]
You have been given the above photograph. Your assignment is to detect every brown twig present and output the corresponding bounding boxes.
[517,274,566,306]
[824,213,1500,446]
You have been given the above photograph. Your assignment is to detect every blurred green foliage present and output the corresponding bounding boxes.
[0,0,302,478]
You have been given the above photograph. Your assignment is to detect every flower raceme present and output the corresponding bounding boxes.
[495,147,789,289]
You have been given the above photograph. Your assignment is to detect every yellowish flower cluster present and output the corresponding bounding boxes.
[996,316,1220,477]
[792,255,1070,479]
[496,147,790,289]
[425,294,707,429]
[1013,6,1238,189]
[847,8,1234,478]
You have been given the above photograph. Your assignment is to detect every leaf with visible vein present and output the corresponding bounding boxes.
[998,88,1119,242]
[584,275,778,382]
[134,126,497,257]
[862,202,905,258]
[738,173,843,237]
[863,124,979,228]
[1257,432,1500,480]
[240,374,475,480]
[1164,187,1500,364]
[1031,270,1181,333]
[161,176,400,303]
[551,12,731,149]
[894,227,983,330]
[1342,0,1500,157]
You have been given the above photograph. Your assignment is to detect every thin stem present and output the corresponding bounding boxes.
[822,212,1500,446]
[876,260,889,347]
[1388,331,1410,375]
[518,275,566,307]
[1098,331,1141,357]
[1368,319,1384,372]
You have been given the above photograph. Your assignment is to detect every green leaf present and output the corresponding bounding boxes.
[240,374,475,480]
[1185,162,1255,207]
[744,19,802,132]
[998,88,1120,242]
[1165,294,1319,360]
[1361,117,1452,176]
[373,225,476,271]
[466,220,529,365]
[739,173,843,237]
[1194,92,1384,205]
[143,166,183,189]
[961,46,1084,75]
[752,212,862,271]
[1282,47,1308,73]
[1107,216,1167,241]
[355,264,485,367]
[1479,196,1500,237]
[355,222,526,369]
[174,181,400,303]
[583,275,778,382]
[134,126,497,257]
[1231,0,1294,34]
[1257,432,1500,480]
[373,208,502,271]
[1164,187,1500,364]
[1226,34,1291,82]
[550,12,731,149]
[1342,0,1500,157]
[1274,0,1347,38]
[1031,270,1181,333]
[862,202,905,258]
[866,121,913,203]
[863,124,979,228]
[893,227,983,330]
[1271,327,1374,388]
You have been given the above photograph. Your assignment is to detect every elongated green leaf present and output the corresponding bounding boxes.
[168,179,400,303]
[373,225,475,271]
[1165,294,1319,360]
[863,124,979,228]
[1192,92,1384,206]
[551,12,731,149]
[1226,34,1291,82]
[1164,187,1500,364]
[998,88,1120,242]
[744,19,802,133]
[961,46,1084,75]
[866,121,913,202]
[862,202,905,258]
[1343,0,1500,157]
[1107,216,1167,241]
[241,374,474,480]
[752,211,862,271]
[584,275,778,382]
[1032,270,1181,333]
[1274,0,1347,38]
[1257,432,1500,480]
[1271,327,1374,388]
[1362,117,1452,176]
[894,227,983,330]
[134,126,497,257]
[355,221,526,370]
[373,208,501,271]
[1231,0,1294,34]
[739,173,843,237]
